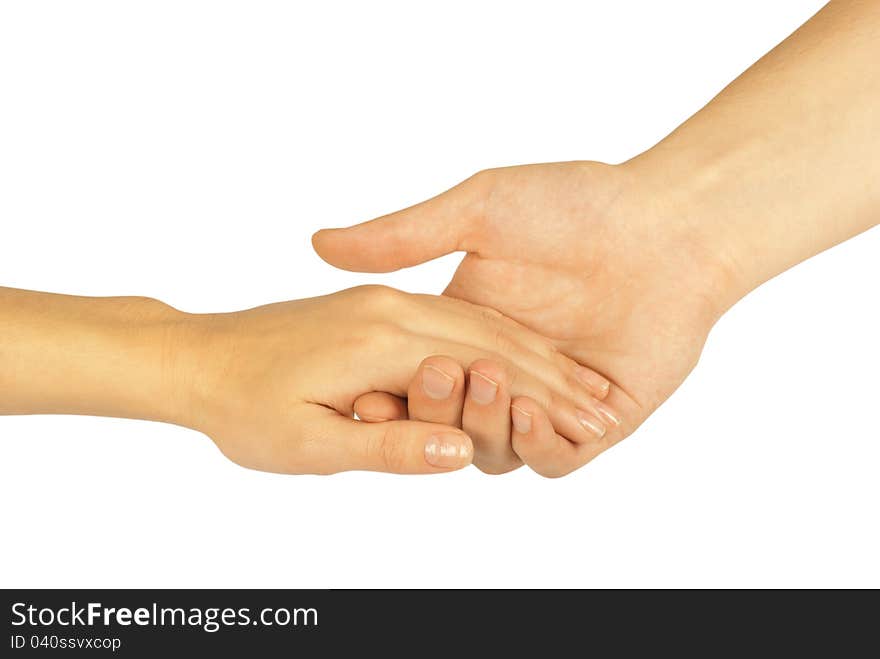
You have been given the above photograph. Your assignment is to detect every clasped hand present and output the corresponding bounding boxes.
[310,161,733,476]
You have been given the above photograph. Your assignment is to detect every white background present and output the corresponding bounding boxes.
[1,0,877,588]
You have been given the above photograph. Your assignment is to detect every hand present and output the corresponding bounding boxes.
[313,162,737,475]
[179,285,615,475]
[355,355,617,475]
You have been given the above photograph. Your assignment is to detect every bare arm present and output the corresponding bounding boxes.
[630,0,880,308]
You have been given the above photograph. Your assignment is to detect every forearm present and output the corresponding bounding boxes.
[0,287,191,424]
[628,0,880,308]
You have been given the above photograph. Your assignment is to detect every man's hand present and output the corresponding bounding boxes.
[314,1,880,476]
[313,161,738,474]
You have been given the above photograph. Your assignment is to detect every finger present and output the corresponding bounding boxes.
[309,410,473,475]
[406,293,606,411]
[443,295,613,401]
[406,356,466,427]
[463,360,521,475]
[510,397,582,478]
[353,392,408,422]
[311,173,488,273]
[345,286,600,418]
[406,335,619,448]
[544,395,617,447]
[573,364,611,400]
[340,287,621,439]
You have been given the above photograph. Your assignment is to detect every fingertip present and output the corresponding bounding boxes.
[418,355,465,400]
[353,392,408,422]
[312,224,398,273]
[311,227,346,268]
[463,359,518,474]
[509,398,579,478]
[510,396,539,437]
[468,358,508,386]
[311,227,334,251]
[407,356,466,429]
[423,429,474,471]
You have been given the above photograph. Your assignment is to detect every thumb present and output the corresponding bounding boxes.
[312,173,487,273]
[314,413,474,475]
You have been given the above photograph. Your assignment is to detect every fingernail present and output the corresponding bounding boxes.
[511,405,532,434]
[425,433,472,468]
[469,371,498,405]
[576,409,606,438]
[575,365,610,397]
[422,365,455,400]
[593,400,621,427]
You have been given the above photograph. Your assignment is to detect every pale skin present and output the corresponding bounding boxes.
[315,0,880,476]
[0,285,612,474]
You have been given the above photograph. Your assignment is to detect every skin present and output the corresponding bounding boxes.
[314,0,880,477]
[356,354,618,475]
[0,285,612,475]
[4,1,876,479]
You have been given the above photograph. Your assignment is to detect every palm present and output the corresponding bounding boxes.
[446,162,722,431]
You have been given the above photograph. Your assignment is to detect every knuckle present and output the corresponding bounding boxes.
[527,381,553,411]
[478,305,505,324]
[536,336,561,361]
[355,284,404,311]
[491,327,518,357]
[566,372,587,397]
[371,425,409,472]
[504,365,523,398]
[469,167,499,190]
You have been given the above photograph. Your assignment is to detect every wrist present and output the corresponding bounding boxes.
[161,309,231,433]
[77,294,220,430]
[620,147,761,318]
[165,307,266,437]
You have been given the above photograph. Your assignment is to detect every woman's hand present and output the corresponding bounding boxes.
[0,284,616,476]
[178,285,616,475]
